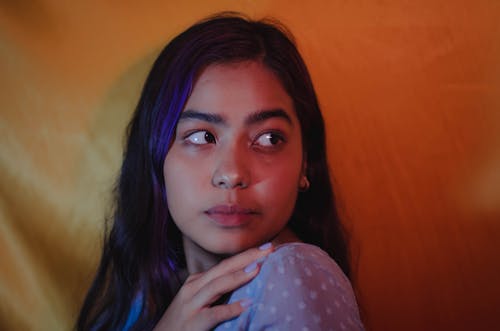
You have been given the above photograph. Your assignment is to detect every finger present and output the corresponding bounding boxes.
[192,243,273,293]
[192,262,260,307]
[193,300,251,331]
[185,272,203,284]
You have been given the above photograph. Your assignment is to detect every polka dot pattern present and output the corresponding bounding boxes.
[214,243,365,331]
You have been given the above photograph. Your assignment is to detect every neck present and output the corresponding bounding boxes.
[182,227,301,275]
[183,237,223,274]
[272,226,301,246]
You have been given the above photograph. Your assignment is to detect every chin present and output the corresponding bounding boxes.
[202,237,259,255]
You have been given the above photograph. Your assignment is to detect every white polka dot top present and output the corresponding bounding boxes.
[214,243,365,331]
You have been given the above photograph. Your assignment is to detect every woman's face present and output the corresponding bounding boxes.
[163,61,304,254]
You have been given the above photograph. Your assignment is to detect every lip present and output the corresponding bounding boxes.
[204,204,260,227]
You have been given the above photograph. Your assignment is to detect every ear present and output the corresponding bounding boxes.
[298,159,309,192]
[300,158,308,177]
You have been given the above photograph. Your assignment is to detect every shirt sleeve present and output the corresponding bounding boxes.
[215,243,365,331]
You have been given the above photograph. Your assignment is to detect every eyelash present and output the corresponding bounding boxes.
[252,131,286,148]
[183,130,216,145]
[182,130,286,148]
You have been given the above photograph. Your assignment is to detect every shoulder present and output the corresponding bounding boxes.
[216,243,365,331]
[261,243,350,286]
[257,243,358,314]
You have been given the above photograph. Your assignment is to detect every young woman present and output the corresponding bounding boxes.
[77,13,364,331]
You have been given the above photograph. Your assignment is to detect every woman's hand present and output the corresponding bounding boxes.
[153,243,273,331]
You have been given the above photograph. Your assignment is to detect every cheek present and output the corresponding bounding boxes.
[163,153,205,218]
[164,147,211,190]
[256,163,301,213]
[253,144,303,208]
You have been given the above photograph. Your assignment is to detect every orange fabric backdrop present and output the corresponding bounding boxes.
[1,1,499,330]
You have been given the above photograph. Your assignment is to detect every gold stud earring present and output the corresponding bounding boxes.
[299,176,310,192]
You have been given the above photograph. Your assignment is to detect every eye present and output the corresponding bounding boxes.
[254,132,285,147]
[185,130,216,145]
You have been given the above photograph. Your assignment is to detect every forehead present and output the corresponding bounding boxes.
[184,61,295,119]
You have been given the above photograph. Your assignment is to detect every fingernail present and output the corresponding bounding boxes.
[255,256,267,264]
[239,299,252,308]
[259,242,272,251]
[244,262,258,273]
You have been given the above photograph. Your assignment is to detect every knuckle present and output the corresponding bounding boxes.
[231,270,246,283]
[182,282,193,293]
[227,302,242,316]
[225,250,258,268]
[209,271,247,294]
[186,272,202,282]
[198,308,216,325]
[217,258,232,270]
[244,247,265,261]
[207,306,226,323]
[178,283,195,301]
[204,278,223,296]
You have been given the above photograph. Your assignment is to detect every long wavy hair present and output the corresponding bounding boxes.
[77,12,350,331]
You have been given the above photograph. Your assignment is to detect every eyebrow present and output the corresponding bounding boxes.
[179,108,293,126]
[245,109,292,126]
[179,110,225,124]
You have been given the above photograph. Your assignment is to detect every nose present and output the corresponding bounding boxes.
[211,146,250,189]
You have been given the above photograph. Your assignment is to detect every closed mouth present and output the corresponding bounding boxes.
[204,204,260,227]
[205,205,260,215]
